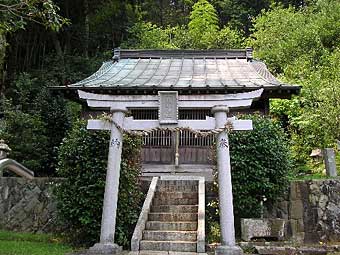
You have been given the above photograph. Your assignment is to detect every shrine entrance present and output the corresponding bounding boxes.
[133,108,214,165]
[141,130,214,164]
[77,88,264,255]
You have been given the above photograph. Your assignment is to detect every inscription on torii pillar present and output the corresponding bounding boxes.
[78,89,263,255]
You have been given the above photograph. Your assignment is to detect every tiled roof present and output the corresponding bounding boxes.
[71,58,283,89]
[55,49,300,98]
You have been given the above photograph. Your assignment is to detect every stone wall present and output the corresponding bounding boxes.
[0,177,62,233]
[1,177,339,243]
[266,179,340,243]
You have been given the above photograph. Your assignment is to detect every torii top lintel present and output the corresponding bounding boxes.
[79,89,264,132]
[78,88,264,110]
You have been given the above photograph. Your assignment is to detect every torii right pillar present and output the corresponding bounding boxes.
[212,106,243,255]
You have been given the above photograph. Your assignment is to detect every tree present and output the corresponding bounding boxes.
[188,0,219,48]
[0,0,68,95]
[250,0,340,172]
[0,73,72,176]
[0,0,68,32]
[121,22,177,49]
[140,0,195,26]
[211,0,312,35]
[122,0,245,50]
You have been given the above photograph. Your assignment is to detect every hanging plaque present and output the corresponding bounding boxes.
[159,91,178,124]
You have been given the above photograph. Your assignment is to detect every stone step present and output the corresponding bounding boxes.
[148,213,197,222]
[151,205,198,213]
[157,186,198,193]
[138,251,201,255]
[140,240,197,252]
[154,192,198,200]
[143,230,197,241]
[157,181,198,192]
[158,180,198,186]
[145,221,197,231]
[153,197,198,206]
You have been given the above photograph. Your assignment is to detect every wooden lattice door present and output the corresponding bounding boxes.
[141,130,174,164]
[178,130,214,164]
[136,108,214,165]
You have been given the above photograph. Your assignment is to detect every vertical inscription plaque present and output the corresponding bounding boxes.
[159,91,178,124]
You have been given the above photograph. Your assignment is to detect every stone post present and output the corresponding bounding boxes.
[0,139,11,160]
[0,139,11,177]
[324,148,337,177]
[89,108,127,254]
[212,106,243,255]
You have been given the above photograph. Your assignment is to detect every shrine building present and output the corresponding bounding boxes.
[53,48,300,255]
[54,48,300,181]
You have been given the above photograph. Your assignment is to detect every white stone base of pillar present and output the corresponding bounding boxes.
[87,243,122,254]
[215,245,243,255]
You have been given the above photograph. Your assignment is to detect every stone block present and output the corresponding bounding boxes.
[215,245,243,255]
[137,251,168,255]
[290,182,301,200]
[297,219,305,232]
[255,246,296,255]
[241,218,286,241]
[318,195,328,210]
[324,148,337,177]
[24,197,40,212]
[290,200,304,220]
[289,219,305,242]
[298,246,327,255]
[87,243,122,254]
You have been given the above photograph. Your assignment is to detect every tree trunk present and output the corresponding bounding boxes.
[83,0,89,58]
[50,31,63,59]
[63,0,71,55]
[0,31,7,96]
[50,31,66,84]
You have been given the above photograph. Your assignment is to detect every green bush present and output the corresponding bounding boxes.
[55,120,143,248]
[0,106,49,173]
[207,115,292,241]
[0,73,72,176]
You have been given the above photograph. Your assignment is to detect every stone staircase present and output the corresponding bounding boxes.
[132,178,205,254]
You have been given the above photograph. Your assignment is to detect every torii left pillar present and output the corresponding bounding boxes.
[89,108,127,254]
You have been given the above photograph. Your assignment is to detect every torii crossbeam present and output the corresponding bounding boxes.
[80,89,263,255]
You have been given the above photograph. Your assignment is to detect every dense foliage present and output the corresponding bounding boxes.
[55,120,143,247]
[3,1,331,176]
[250,0,340,172]
[0,0,68,33]
[1,0,339,246]
[207,115,292,240]
[0,73,72,176]
[230,116,292,216]
[0,53,105,176]
[122,1,245,49]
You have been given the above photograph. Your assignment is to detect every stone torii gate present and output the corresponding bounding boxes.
[79,88,264,255]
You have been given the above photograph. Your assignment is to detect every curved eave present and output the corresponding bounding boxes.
[50,84,300,102]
